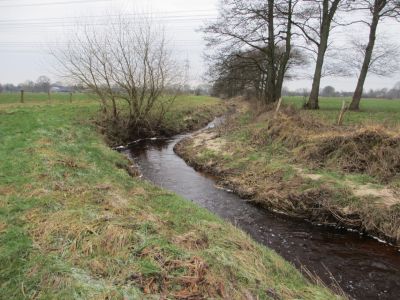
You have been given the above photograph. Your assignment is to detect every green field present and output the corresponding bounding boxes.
[0,95,335,299]
[284,96,400,125]
[0,92,91,104]
[1,93,398,126]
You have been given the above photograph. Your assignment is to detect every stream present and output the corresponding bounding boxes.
[124,119,400,300]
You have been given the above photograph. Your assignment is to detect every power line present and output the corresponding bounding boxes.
[0,27,206,36]
[0,18,215,28]
[0,48,203,54]
[0,44,205,49]
[0,40,207,51]
[0,15,216,27]
[0,9,217,23]
[0,0,110,8]
[0,42,204,46]
[0,16,216,32]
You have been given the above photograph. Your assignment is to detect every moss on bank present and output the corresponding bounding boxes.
[0,97,337,299]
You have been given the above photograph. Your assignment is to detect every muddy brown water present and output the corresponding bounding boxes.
[124,119,400,300]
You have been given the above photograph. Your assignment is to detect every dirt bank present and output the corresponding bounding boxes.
[174,100,400,245]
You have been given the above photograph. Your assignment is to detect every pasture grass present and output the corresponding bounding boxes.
[0,95,336,299]
[0,92,91,104]
[284,96,400,125]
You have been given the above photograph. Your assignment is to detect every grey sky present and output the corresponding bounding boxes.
[0,0,399,91]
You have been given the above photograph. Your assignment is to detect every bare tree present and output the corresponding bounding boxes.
[36,75,51,93]
[209,46,306,99]
[321,85,336,96]
[349,0,400,110]
[339,37,399,73]
[293,0,343,109]
[209,48,269,99]
[20,80,35,92]
[203,0,299,104]
[52,15,182,138]
[388,81,400,98]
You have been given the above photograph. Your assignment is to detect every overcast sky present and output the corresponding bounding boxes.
[0,0,399,91]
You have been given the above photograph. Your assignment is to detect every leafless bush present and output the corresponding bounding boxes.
[52,14,182,139]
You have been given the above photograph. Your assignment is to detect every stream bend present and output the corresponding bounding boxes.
[124,119,400,300]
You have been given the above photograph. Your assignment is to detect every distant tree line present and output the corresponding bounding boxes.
[205,0,400,110]
[0,76,76,93]
[282,81,400,99]
[0,77,213,98]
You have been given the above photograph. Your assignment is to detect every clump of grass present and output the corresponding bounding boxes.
[173,230,209,250]
[238,104,400,184]
[252,106,326,148]
[301,127,400,182]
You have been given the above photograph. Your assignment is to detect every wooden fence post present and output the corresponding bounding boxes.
[337,100,348,126]
[274,97,283,117]
[48,90,51,103]
[69,92,73,103]
[20,90,24,103]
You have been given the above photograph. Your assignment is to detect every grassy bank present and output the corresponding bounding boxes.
[0,96,336,299]
[175,98,400,245]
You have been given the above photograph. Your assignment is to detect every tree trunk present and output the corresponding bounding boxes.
[265,0,277,104]
[305,0,340,110]
[306,34,329,109]
[306,26,328,108]
[306,52,324,109]
[112,97,118,121]
[275,58,288,101]
[275,0,292,103]
[349,2,380,111]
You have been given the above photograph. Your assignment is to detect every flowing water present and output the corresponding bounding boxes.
[124,119,400,299]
